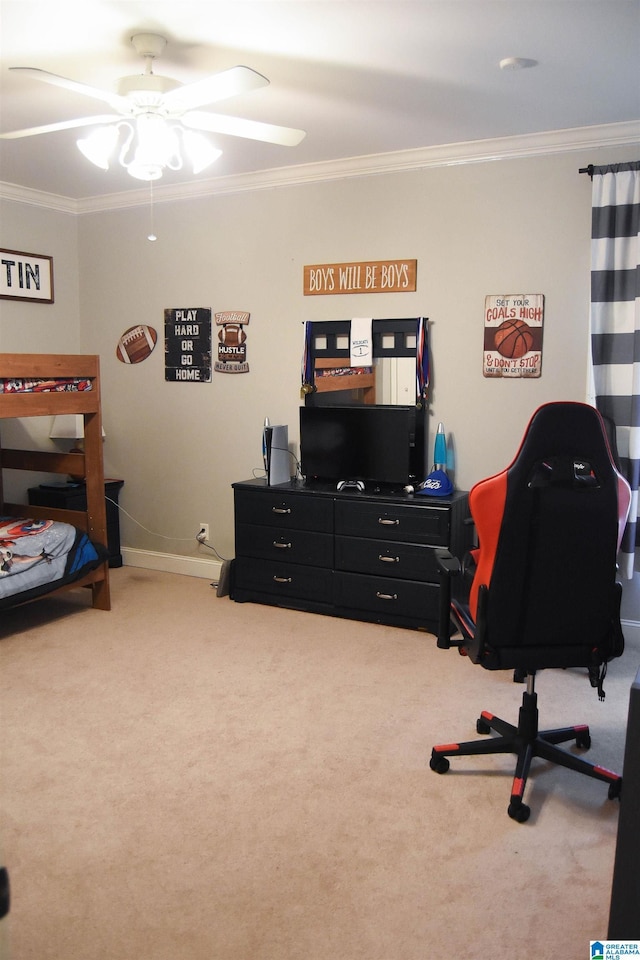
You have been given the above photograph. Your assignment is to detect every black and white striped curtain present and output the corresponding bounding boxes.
[590,161,640,580]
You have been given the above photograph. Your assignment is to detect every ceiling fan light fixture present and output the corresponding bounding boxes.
[126,160,164,181]
[76,125,120,169]
[116,113,179,181]
[76,115,221,182]
[134,114,180,165]
[182,130,222,174]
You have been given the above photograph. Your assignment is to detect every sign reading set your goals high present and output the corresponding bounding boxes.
[483,294,544,379]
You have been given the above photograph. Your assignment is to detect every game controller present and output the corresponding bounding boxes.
[336,479,365,491]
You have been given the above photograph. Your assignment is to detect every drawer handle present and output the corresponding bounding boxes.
[272,506,291,514]
[379,555,399,563]
[376,591,398,601]
[273,576,293,583]
[378,518,399,525]
[273,541,292,549]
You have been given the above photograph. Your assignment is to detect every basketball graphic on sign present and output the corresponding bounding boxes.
[493,319,535,359]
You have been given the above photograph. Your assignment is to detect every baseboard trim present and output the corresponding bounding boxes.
[121,547,222,582]
[622,620,640,644]
[120,552,640,636]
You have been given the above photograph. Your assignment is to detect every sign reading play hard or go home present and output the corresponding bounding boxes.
[165,308,212,382]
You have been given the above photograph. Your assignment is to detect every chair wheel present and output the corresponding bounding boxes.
[575,732,591,749]
[508,801,531,823]
[476,717,491,735]
[430,755,450,774]
[608,780,622,801]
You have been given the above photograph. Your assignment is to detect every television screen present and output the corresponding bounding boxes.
[299,405,417,487]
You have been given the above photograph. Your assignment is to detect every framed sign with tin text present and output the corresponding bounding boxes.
[0,248,54,303]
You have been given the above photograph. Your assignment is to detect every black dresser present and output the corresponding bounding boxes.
[231,479,471,632]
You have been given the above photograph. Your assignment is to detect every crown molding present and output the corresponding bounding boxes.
[1,121,639,216]
[0,181,78,214]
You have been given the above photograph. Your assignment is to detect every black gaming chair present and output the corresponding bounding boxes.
[431,402,632,822]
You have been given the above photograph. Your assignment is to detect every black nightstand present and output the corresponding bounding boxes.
[28,479,125,568]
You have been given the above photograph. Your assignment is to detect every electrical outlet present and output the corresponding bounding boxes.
[197,523,209,543]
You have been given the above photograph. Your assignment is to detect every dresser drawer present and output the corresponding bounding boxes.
[335,536,438,583]
[236,523,333,567]
[234,489,333,532]
[334,499,450,545]
[233,557,333,604]
[333,571,439,623]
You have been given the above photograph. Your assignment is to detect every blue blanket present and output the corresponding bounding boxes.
[0,517,107,608]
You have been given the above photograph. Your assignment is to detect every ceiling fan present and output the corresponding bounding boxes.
[1,33,307,181]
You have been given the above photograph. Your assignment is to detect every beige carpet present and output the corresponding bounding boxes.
[0,566,637,960]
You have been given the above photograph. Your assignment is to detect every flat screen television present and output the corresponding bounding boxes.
[300,404,421,487]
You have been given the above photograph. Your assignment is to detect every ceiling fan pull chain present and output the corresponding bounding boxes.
[147,180,157,242]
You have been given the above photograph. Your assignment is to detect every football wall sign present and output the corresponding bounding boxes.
[215,311,250,373]
[165,308,212,382]
[483,294,544,379]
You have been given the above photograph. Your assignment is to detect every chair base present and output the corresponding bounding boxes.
[430,680,622,822]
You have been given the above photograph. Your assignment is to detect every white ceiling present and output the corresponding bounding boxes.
[1,0,639,205]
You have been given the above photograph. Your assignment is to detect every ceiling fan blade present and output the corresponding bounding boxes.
[163,65,269,112]
[182,110,306,147]
[9,67,131,113]
[0,115,118,140]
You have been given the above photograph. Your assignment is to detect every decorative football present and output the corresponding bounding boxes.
[218,324,247,347]
[116,325,158,364]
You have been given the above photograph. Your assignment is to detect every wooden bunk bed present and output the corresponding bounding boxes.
[0,353,110,611]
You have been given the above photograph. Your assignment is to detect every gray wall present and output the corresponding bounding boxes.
[0,202,81,487]
[0,143,636,563]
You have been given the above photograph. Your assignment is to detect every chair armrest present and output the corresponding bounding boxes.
[435,549,462,648]
[435,548,462,577]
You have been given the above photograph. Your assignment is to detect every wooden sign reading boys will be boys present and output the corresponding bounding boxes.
[303,259,417,295]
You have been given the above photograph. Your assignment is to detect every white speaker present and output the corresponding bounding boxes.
[264,424,290,486]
